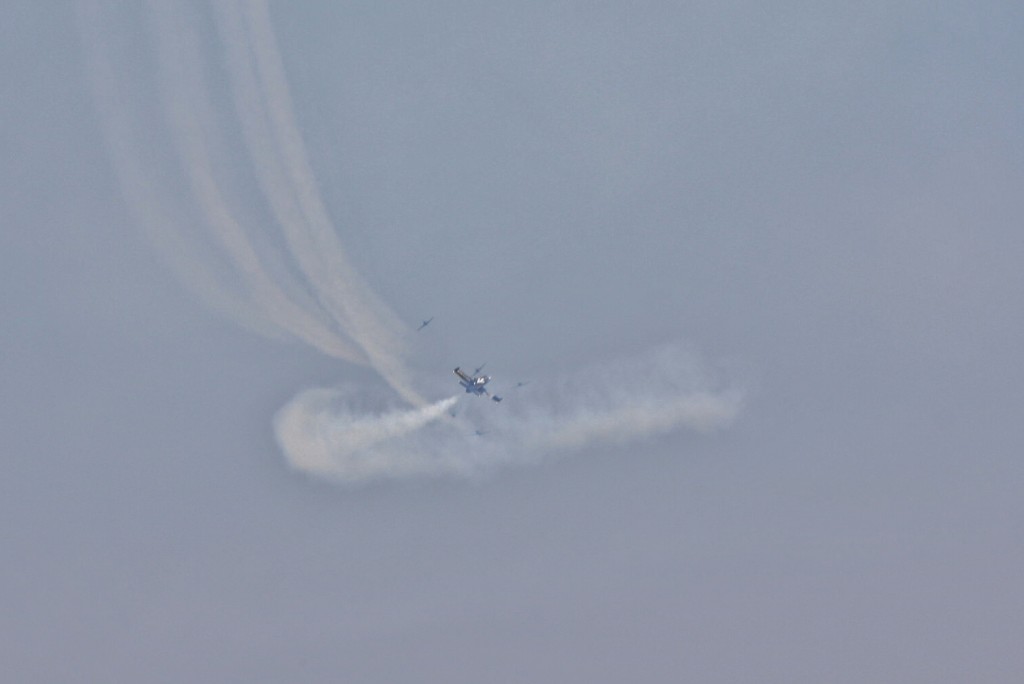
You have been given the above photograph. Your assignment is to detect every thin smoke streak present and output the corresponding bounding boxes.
[214,0,425,405]
[75,0,276,338]
[84,0,424,396]
[146,0,368,363]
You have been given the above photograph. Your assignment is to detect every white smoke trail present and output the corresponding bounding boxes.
[80,0,424,399]
[212,0,426,406]
[274,393,463,482]
[145,1,369,364]
[275,346,742,485]
[75,0,278,339]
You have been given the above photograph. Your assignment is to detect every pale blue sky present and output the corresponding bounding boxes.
[3,1,1023,681]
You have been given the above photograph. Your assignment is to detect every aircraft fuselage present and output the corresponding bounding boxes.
[454,367,501,401]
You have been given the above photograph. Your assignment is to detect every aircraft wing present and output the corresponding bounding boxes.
[453,367,473,383]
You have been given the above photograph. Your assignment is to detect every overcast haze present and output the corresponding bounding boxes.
[3,0,1024,681]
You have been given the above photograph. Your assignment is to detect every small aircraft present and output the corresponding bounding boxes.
[454,367,502,402]
[416,317,434,331]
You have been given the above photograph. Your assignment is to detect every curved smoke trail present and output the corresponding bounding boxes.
[78,0,422,401]
[212,0,425,406]
[76,0,277,339]
[145,0,369,364]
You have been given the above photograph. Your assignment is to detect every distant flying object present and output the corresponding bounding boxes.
[416,317,434,331]
[515,381,529,388]
[454,367,502,402]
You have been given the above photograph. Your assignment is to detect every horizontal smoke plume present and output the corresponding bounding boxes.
[275,347,742,485]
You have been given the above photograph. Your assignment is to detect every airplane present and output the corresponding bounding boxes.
[454,367,502,402]
[416,317,434,331]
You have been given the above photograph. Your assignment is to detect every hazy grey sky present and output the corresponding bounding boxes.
[3,0,1023,681]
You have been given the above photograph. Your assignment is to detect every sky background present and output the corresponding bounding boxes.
[3,1,1024,681]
